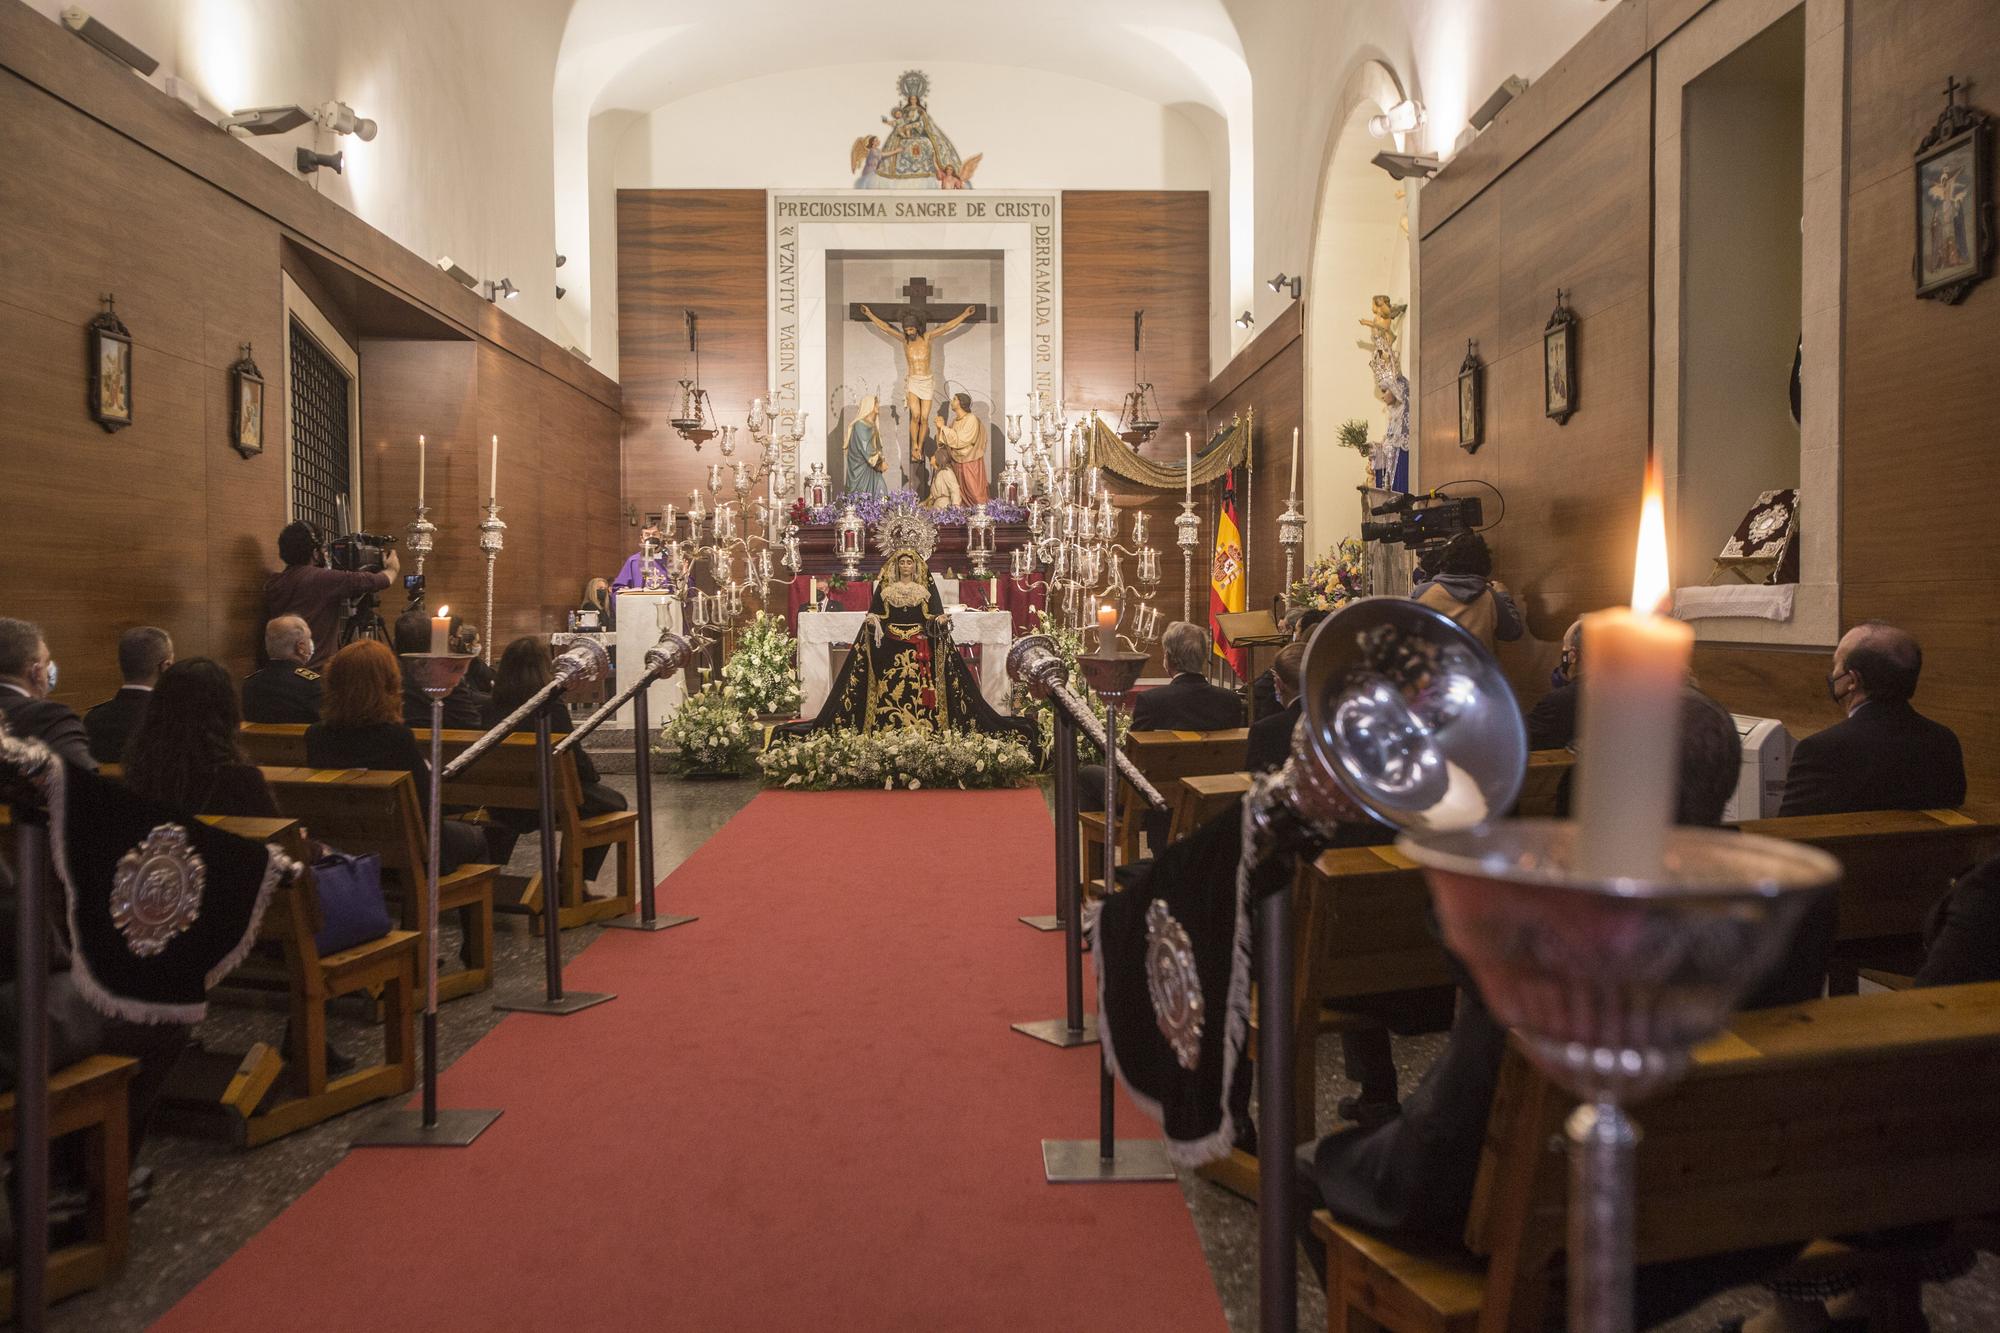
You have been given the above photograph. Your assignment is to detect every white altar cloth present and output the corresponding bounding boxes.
[797,609,1015,720]
[613,590,688,728]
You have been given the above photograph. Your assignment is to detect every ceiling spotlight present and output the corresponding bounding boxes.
[1266,272,1302,300]
[555,254,568,269]
[314,100,377,141]
[484,278,520,303]
[1471,76,1530,131]
[565,345,592,364]
[1371,151,1440,181]
[222,104,315,136]
[556,285,568,300]
[296,147,343,175]
[60,6,158,75]
[435,256,477,289]
[1368,99,1426,139]
[1233,310,1255,330]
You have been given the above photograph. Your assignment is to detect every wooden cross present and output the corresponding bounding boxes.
[847,275,988,331]
[1944,75,1964,108]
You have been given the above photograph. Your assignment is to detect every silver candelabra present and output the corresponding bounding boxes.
[477,498,506,665]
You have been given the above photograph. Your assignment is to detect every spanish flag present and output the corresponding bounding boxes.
[1209,468,1246,677]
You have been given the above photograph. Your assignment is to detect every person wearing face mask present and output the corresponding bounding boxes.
[1525,619,1583,751]
[1778,620,1965,817]
[0,617,94,771]
[241,615,325,725]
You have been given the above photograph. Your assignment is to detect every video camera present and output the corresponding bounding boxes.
[1360,490,1485,559]
[327,531,397,573]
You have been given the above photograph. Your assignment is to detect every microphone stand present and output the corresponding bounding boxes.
[557,631,709,932]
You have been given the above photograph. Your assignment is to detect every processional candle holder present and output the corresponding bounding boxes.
[834,502,865,578]
[477,499,506,665]
[965,502,995,576]
[1040,644,1175,1183]
[1226,597,1839,1333]
[406,503,436,586]
[804,461,830,509]
[999,459,1028,507]
[354,650,502,1147]
[1175,502,1201,623]
[1278,495,1307,593]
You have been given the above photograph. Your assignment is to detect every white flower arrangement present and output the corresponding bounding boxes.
[720,611,803,718]
[758,727,1035,791]
[658,679,759,775]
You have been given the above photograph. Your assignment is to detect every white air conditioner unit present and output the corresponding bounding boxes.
[1725,714,1795,823]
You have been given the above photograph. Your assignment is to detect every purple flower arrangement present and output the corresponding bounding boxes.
[803,489,1029,527]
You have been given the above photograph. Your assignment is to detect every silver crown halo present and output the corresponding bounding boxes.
[872,501,939,566]
[898,69,930,101]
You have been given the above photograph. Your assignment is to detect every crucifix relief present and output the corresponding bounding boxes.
[850,276,987,479]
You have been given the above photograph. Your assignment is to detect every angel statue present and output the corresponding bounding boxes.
[850,70,982,190]
[1357,294,1411,492]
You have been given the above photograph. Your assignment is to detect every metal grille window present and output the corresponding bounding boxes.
[289,318,352,535]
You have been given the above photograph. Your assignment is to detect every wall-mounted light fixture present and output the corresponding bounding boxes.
[1371,152,1440,181]
[1266,272,1302,300]
[435,256,477,288]
[60,6,158,74]
[314,100,378,141]
[1471,76,1529,131]
[222,104,316,136]
[556,285,568,300]
[296,147,343,175]
[1233,310,1256,330]
[484,278,520,303]
[555,254,568,268]
[1368,99,1426,140]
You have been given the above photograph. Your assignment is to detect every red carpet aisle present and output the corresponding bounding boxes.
[157,789,1229,1331]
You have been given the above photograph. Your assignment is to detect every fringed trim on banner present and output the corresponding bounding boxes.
[1091,772,1267,1169]
[1083,415,1250,492]
[42,758,289,1026]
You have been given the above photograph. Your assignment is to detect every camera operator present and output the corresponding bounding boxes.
[265,521,399,668]
[1411,532,1520,653]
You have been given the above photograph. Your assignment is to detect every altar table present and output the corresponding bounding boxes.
[796,609,1015,719]
[783,573,1045,637]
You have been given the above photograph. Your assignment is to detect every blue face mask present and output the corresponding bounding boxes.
[44,660,58,692]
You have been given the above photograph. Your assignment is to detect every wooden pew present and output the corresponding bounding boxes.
[421,729,636,931]
[238,722,310,768]
[199,815,419,1146]
[1079,728,1251,885]
[0,1055,137,1321]
[259,767,498,1000]
[1515,749,1574,819]
[1314,982,2000,1333]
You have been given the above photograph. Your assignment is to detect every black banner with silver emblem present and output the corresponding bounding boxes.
[47,761,287,1024]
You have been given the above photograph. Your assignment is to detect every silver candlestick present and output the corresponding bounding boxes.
[478,498,506,664]
[406,503,437,585]
[1174,500,1200,624]
[1277,494,1306,595]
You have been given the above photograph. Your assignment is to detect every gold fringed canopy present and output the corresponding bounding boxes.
[1081,413,1249,491]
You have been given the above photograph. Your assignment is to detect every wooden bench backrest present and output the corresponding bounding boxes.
[194,814,319,949]
[1743,806,2000,940]
[260,767,432,892]
[239,723,310,768]
[1515,749,1574,819]
[417,729,585,818]
[1108,730,1252,842]
[1465,982,2000,1330]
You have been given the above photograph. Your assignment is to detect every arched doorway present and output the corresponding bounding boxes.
[1303,61,1414,555]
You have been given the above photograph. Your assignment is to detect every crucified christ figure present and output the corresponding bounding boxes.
[858,302,977,475]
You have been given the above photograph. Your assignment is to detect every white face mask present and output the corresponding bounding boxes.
[300,641,315,663]
[43,660,58,692]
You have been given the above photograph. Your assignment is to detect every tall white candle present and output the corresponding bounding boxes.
[1572,463,1695,879]
[417,434,427,505]
[488,434,499,503]
[1184,430,1193,503]
[429,604,452,655]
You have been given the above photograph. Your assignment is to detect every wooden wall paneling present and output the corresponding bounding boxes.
[617,190,769,526]
[1206,337,1304,635]
[356,339,479,637]
[1061,191,1211,671]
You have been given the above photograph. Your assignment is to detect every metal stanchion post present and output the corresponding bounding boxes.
[600,680,694,933]
[13,810,51,1330]
[356,654,501,1147]
[1011,702,1095,1047]
[494,707,614,1016]
[1042,650,1174,1184]
[1257,882,1297,1333]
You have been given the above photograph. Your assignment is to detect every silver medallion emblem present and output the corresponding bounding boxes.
[1145,899,1205,1071]
[110,824,206,957]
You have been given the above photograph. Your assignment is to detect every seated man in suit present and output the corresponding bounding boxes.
[83,625,173,763]
[1246,642,1306,773]
[392,608,488,730]
[1253,608,1328,721]
[242,615,324,724]
[1779,621,1964,816]
[1133,621,1245,732]
[1524,618,1582,751]
[0,617,94,771]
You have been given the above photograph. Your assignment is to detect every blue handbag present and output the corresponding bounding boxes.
[310,850,394,955]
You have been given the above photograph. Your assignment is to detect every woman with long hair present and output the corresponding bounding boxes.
[306,639,491,873]
[122,658,278,818]
[484,635,627,882]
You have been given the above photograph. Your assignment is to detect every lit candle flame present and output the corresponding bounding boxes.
[436,605,448,617]
[1630,460,1672,616]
